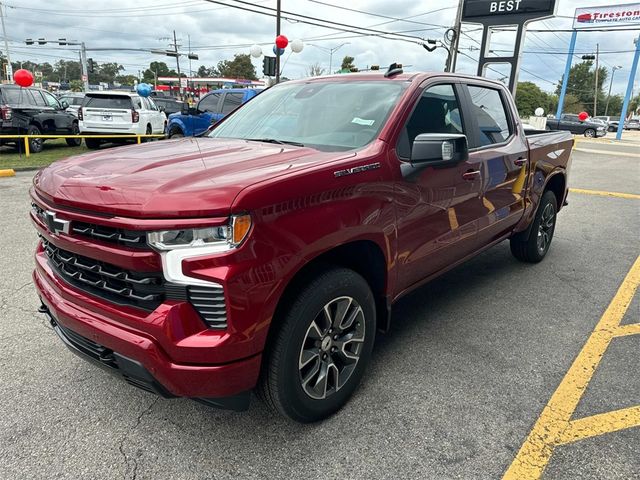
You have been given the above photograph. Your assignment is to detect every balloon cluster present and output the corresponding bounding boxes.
[249,36,304,58]
[136,82,153,98]
[578,111,589,121]
[14,69,34,87]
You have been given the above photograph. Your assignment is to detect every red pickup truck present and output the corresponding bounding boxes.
[31,67,572,422]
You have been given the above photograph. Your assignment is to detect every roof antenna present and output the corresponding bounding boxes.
[384,63,403,78]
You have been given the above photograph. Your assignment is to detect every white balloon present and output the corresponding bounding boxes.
[290,39,304,53]
[250,45,263,58]
[534,107,544,117]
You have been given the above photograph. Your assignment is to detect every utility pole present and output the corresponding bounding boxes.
[0,1,13,81]
[80,42,89,91]
[605,66,622,116]
[171,30,182,96]
[275,0,281,84]
[593,43,599,116]
[448,0,464,73]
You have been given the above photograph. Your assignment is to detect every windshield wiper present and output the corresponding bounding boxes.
[246,138,305,147]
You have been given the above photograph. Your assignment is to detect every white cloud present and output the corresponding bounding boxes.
[2,0,638,95]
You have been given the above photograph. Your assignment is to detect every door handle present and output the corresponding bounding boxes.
[462,170,481,181]
[514,157,527,167]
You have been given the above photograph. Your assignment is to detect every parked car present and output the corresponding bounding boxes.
[78,91,167,149]
[57,92,85,117]
[625,118,640,130]
[151,95,185,115]
[593,115,619,132]
[165,88,262,138]
[0,84,81,153]
[32,69,573,422]
[546,114,607,137]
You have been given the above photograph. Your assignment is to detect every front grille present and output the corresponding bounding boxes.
[32,202,148,249]
[72,221,148,249]
[187,285,227,329]
[42,238,164,311]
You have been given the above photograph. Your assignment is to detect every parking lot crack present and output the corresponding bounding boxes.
[118,398,159,480]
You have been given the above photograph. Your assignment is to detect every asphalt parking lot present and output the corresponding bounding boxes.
[0,141,638,479]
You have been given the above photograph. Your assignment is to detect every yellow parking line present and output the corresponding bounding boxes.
[614,323,640,337]
[569,188,640,200]
[557,405,640,445]
[503,255,640,480]
[0,169,16,177]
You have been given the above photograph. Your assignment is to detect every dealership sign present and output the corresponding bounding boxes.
[573,3,640,29]
[462,0,556,22]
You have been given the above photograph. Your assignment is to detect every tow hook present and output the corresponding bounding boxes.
[38,302,56,327]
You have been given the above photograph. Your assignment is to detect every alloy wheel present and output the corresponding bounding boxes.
[537,203,555,254]
[298,296,366,400]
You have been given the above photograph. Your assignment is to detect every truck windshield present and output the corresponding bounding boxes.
[208,81,407,151]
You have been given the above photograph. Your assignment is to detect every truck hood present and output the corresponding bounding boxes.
[34,137,352,218]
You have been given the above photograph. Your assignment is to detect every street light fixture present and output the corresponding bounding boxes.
[309,43,350,74]
[605,65,623,117]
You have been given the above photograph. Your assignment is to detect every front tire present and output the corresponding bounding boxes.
[510,190,557,263]
[584,128,596,138]
[169,127,184,139]
[257,268,376,422]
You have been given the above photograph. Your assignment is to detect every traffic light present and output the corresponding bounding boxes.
[38,38,46,45]
[25,38,34,45]
[187,53,199,60]
[87,58,95,73]
[582,54,596,60]
[58,38,66,46]
[263,56,276,77]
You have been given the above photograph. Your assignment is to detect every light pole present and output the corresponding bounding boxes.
[0,1,12,81]
[604,65,622,117]
[309,43,350,74]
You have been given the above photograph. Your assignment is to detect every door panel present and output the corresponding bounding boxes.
[394,83,485,291]
[462,84,529,242]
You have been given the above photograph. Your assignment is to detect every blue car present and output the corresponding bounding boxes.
[166,88,262,138]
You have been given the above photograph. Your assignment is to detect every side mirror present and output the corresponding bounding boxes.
[410,133,468,167]
[158,105,166,113]
[60,100,69,109]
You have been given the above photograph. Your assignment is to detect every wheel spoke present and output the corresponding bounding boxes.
[331,297,352,329]
[306,319,324,341]
[299,349,319,369]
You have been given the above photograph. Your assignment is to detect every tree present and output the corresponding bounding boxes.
[629,94,640,117]
[53,60,81,83]
[555,61,607,115]
[340,56,355,72]
[603,94,624,117]
[141,61,177,84]
[216,54,257,80]
[69,80,84,92]
[90,62,124,84]
[196,65,219,77]
[306,62,325,77]
[515,81,554,116]
[115,75,138,86]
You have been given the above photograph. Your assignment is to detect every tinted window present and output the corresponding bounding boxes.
[467,86,511,147]
[84,95,133,109]
[41,91,61,108]
[398,84,463,159]
[1,88,34,105]
[221,92,244,114]
[30,90,47,107]
[198,93,221,112]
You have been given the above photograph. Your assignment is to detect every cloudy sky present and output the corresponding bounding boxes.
[2,0,639,95]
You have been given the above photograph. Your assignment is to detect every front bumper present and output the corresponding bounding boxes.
[34,262,261,405]
[596,130,607,137]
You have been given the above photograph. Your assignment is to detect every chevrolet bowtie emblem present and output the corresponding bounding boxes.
[44,210,70,235]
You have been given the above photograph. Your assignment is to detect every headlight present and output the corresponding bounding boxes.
[147,214,252,251]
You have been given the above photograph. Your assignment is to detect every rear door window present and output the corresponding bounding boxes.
[84,95,133,109]
[466,85,511,147]
[41,91,61,109]
[221,92,244,114]
[29,90,48,107]
[198,92,221,112]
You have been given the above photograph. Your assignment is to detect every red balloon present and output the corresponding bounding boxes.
[275,35,289,49]
[14,69,34,88]
[578,111,589,121]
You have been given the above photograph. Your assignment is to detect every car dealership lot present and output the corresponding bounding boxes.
[0,146,638,479]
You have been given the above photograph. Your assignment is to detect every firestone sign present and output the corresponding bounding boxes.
[573,3,640,29]
[462,0,556,22]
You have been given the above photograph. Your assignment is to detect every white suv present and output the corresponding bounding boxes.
[78,91,167,149]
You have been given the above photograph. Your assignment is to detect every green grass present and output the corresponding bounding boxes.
[0,139,89,170]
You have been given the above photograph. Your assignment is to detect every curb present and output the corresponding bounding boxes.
[0,169,16,177]
[12,166,41,172]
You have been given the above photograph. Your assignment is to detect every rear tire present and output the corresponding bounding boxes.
[510,190,557,263]
[85,138,101,150]
[257,267,376,423]
[65,123,82,147]
[27,125,44,153]
[142,124,153,142]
